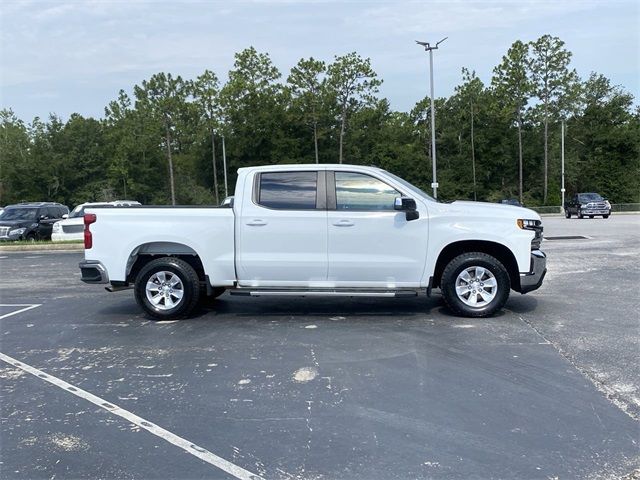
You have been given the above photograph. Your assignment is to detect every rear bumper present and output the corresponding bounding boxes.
[52,232,84,242]
[519,250,547,294]
[79,260,109,284]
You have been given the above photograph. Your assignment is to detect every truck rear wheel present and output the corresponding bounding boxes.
[565,210,571,218]
[134,257,200,320]
[440,252,510,318]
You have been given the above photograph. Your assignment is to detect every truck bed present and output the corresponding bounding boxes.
[84,206,236,285]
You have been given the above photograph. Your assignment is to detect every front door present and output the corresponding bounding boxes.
[326,171,429,288]
[236,170,328,287]
[37,207,59,239]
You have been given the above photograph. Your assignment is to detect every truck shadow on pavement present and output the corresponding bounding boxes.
[97,291,539,322]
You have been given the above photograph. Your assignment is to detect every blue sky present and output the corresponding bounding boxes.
[1,0,638,122]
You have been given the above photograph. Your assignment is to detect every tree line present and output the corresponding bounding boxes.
[1,35,638,208]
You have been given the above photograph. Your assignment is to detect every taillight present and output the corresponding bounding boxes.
[84,213,97,249]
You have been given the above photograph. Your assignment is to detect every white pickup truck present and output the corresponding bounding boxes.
[79,164,546,319]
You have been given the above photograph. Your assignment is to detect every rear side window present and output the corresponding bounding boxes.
[258,172,318,210]
[335,172,399,210]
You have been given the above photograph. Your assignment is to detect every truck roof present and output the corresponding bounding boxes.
[237,164,385,173]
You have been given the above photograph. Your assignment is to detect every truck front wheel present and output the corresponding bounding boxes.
[134,257,201,320]
[440,252,511,318]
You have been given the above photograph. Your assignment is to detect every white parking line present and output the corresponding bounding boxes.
[0,304,42,320]
[0,351,264,480]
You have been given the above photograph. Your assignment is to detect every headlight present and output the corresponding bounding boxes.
[517,219,540,230]
[53,222,61,232]
[9,228,26,236]
[605,201,611,208]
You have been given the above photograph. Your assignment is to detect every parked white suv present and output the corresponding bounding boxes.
[79,165,546,319]
[52,200,140,241]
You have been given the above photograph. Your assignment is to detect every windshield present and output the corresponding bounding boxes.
[0,208,38,221]
[381,170,435,202]
[69,206,86,218]
[579,193,604,202]
[69,203,109,218]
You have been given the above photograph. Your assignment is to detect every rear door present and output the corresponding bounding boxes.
[236,170,328,287]
[326,171,429,287]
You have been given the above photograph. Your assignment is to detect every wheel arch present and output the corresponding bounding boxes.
[125,242,206,284]
[433,240,520,291]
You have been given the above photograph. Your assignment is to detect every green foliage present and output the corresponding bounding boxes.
[327,52,383,163]
[287,57,327,164]
[528,35,580,203]
[1,38,637,210]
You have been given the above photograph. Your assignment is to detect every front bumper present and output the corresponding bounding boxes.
[0,232,27,241]
[79,260,109,284]
[581,209,610,215]
[519,250,547,294]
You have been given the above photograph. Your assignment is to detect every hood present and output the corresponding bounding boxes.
[0,219,34,228]
[447,200,541,220]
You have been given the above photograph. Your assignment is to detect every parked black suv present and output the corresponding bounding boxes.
[564,193,611,219]
[0,202,70,241]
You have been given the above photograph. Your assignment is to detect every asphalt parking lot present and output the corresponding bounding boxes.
[1,214,639,479]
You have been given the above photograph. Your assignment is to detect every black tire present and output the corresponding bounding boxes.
[25,234,36,242]
[565,210,571,218]
[440,252,511,318]
[578,210,584,219]
[603,214,609,219]
[134,257,200,320]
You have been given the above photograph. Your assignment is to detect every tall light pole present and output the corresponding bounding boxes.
[222,134,228,198]
[416,37,447,199]
[211,131,219,204]
[561,119,565,213]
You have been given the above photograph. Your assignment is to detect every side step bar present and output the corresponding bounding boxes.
[229,290,418,298]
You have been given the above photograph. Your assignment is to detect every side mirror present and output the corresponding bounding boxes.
[62,214,68,219]
[394,197,419,221]
[39,214,47,221]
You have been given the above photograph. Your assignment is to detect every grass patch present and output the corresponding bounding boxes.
[7,239,83,245]
[0,239,84,251]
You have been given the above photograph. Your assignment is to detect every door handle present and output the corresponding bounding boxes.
[246,219,267,226]
[332,219,354,227]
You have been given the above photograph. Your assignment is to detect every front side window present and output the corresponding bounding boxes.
[335,172,400,211]
[258,171,318,210]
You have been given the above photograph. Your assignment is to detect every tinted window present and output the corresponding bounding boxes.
[335,172,399,210]
[259,172,317,210]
